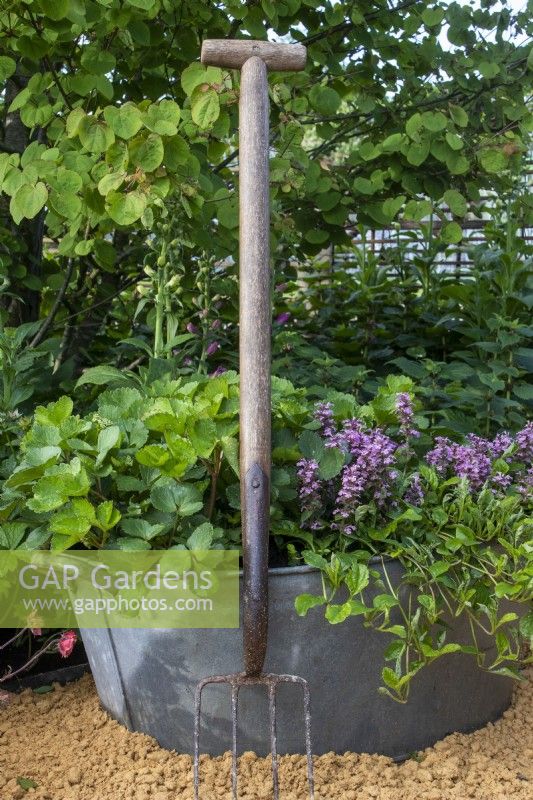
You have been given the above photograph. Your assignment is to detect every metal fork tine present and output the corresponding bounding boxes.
[231,682,239,800]
[193,672,314,800]
[302,679,315,800]
[193,680,203,800]
[268,680,279,800]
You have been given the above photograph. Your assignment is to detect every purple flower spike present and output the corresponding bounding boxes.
[395,392,419,439]
[206,341,220,356]
[453,445,492,490]
[274,311,291,325]
[491,472,513,494]
[518,466,533,498]
[405,473,424,506]
[314,402,337,443]
[426,437,456,474]
[427,436,492,491]
[186,322,198,334]
[515,422,533,461]
[297,458,322,519]
[334,428,398,529]
[210,365,227,378]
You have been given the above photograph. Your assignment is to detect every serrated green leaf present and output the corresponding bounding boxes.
[345,563,369,595]
[96,425,120,465]
[325,601,352,624]
[295,593,324,616]
[120,518,165,540]
[187,521,214,550]
[136,444,169,467]
[95,500,121,531]
[0,522,28,550]
[302,550,328,570]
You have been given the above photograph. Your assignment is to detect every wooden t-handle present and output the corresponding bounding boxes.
[200,39,306,676]
[201,39,306,71]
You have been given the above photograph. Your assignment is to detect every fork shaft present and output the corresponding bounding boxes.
[239,55,271,677]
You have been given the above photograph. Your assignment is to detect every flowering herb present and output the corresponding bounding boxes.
[274,311,291,326]
[295,380,533,702]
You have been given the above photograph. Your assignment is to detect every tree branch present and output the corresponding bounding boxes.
[30,257,75,347]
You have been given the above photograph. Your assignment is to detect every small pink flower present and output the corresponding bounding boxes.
[186,322,199,334]
[206,341,220,357]
[274,312,291,325]
[210,319,221,330]
[31,628,42,637]
[58,630,77,658]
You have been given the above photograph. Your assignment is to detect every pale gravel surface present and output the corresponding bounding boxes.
[0,670,531,799]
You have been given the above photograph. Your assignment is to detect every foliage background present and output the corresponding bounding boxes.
[0,0,531,432]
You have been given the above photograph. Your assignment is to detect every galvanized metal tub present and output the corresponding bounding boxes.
[81,562,515,758]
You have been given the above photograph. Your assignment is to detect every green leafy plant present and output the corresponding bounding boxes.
[293,378,533,700]
[0,373,308,555]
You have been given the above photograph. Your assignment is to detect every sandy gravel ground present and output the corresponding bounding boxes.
[0,670,531,799]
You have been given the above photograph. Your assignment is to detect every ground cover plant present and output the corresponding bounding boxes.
[0,373,531,699]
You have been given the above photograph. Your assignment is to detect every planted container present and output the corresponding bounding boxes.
[81,561,515,758]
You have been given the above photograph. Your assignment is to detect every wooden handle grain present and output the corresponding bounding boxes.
[239,55,271,482]
[201,39,306,71]
[239,56,271,675]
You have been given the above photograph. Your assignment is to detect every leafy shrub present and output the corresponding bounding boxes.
[0,372,308,554]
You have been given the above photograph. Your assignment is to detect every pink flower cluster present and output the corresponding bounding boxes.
[58,630,77,658]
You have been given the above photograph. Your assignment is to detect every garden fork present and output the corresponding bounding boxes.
[193,40,314,800]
